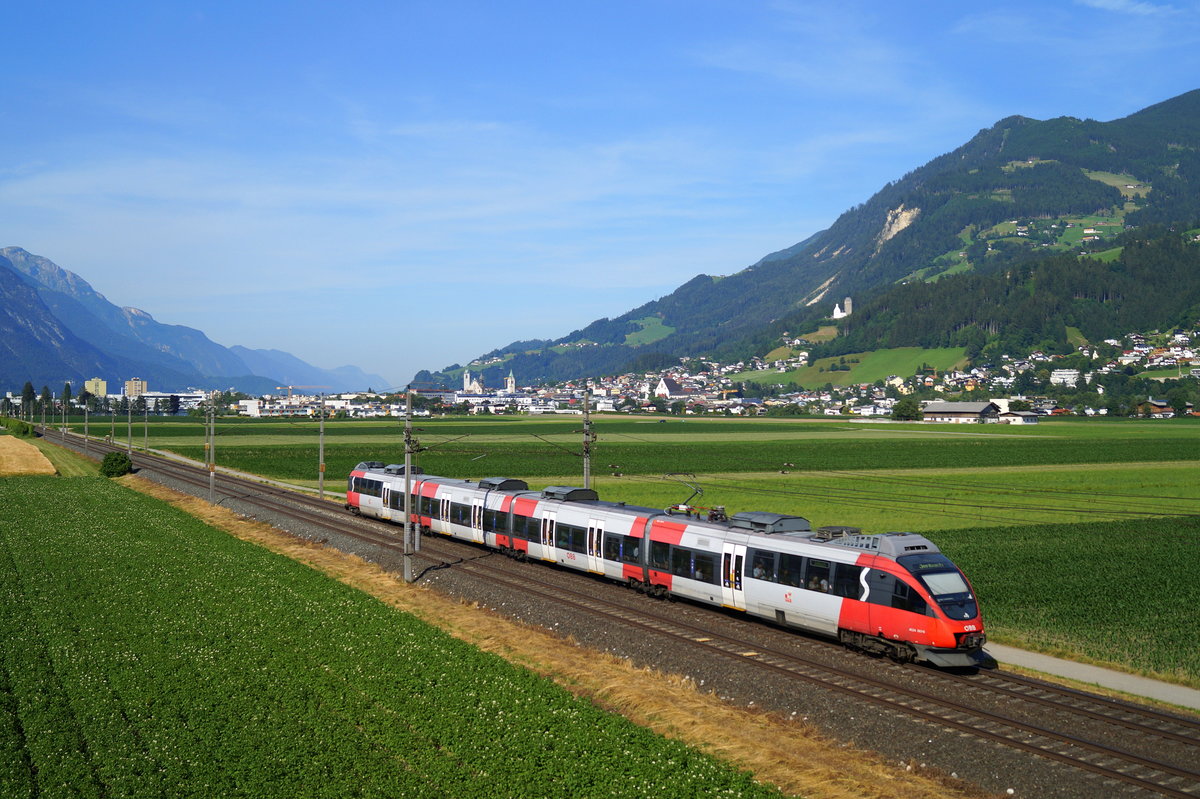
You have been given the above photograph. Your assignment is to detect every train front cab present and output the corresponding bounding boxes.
[847,548,995,669]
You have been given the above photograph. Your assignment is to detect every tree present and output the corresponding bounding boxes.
[21,382,35,420]
[891,397,923,421]
[1168,387,1192,418]
[61,383,73,408]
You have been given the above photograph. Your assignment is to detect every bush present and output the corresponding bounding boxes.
[100,451,133,477]
[1,418,34,437]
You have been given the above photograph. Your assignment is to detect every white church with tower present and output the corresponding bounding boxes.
[831,296,853,320]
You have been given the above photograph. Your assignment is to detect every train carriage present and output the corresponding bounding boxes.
[345,463,994,669]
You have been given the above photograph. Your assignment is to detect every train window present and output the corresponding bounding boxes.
[421,496,438,519]
[483,509,508,533]
[779,553,805,587]
[650,541,670,571]
[556,523,586,554]
[603,533,620,561]
[352,477,383,498]
[890,580,928,616]
[620,536,641,565]
[831,564,864,599]
[805,559,831,593]
[449,502,471,525]
[691,551,718,585]
[749,549,778,582]
[671,547,691,578]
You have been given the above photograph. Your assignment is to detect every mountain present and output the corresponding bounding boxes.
[229,346,388,393]
[0,248,387,393]
[417,89,1200,387]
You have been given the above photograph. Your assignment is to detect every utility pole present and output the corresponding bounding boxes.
[143,401,148,452]
[318,393,326,500]
[207,394,216,503]
[126,398,132,453]
[581,386,596,490]
[403,388,421,583]
[83,405,89,458]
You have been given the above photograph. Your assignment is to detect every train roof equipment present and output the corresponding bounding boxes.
[478,477,529,491]
[541,486,600,502]
[727,511,811,535]
[383,464,425,476]
[818,530,941,557]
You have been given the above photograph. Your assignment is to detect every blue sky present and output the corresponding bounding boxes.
[3,1,1198,387]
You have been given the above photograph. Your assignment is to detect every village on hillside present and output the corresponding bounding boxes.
[222,323,1199,422]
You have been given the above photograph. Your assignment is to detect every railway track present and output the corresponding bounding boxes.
[65,431,1200,797]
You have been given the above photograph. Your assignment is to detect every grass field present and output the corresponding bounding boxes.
[0,477,784,798]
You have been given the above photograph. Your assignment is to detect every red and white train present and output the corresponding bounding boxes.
[347,462,995,669]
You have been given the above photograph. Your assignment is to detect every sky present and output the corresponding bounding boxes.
[3,1,1199,388]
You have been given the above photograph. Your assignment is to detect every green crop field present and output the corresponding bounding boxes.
[0,477,779,798]
[933,517,1200,685]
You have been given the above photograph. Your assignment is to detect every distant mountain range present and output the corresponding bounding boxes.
[0,247,387,393]
[417,88,1200,388]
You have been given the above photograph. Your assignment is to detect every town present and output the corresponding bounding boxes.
[12,323,1195,424]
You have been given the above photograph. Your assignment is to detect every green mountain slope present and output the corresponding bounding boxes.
[418,89,1200,387]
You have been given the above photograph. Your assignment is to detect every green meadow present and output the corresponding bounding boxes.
[729,347,969,386]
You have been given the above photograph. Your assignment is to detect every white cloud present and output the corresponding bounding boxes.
[1074,0,1177,15]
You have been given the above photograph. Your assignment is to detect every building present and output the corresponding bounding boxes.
[123,377,147,398]
[84,377,107,396]
[921,401,1000,423]
[462,370,484,393]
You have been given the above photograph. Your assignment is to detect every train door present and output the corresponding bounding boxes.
[540,512,557,562]
[585,518,605,574]
[381,485,392,523]
[438,496,451,535]
[720,542,747,610]
[470,498,485,544]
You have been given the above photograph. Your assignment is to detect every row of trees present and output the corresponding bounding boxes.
[2,381,184,422]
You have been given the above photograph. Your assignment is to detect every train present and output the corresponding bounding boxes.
[346,462,996,669]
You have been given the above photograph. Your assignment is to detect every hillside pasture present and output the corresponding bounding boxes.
[733,346,966,387]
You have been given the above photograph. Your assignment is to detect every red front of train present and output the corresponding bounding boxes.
[838,547,993,668]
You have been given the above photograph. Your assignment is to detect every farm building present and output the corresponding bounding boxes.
[922,401,1001,423]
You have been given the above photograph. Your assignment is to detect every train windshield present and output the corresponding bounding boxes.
[897,553,978,621]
